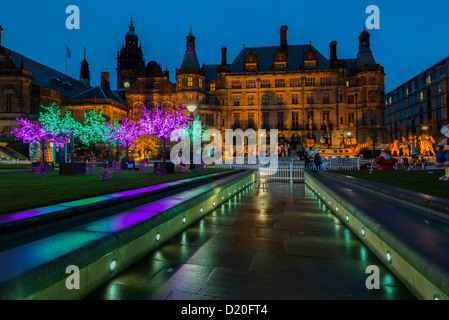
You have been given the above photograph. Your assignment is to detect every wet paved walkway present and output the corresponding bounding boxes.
[86,180,416,300]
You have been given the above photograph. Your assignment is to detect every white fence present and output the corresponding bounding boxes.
[206,162,359,182]
[206,157,441,182]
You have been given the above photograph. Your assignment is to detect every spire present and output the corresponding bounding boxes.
[80,46,91,88]
[356,29,376,67]
[181,27,200,69]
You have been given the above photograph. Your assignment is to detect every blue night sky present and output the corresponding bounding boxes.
[1,0,448,93]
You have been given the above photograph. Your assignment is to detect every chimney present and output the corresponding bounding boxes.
[101,72,110,90]
[280,25,288,50]
[221,46,227,65]
[330,41,337,62]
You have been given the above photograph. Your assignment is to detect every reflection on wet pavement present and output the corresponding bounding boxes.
[86,180,416,300]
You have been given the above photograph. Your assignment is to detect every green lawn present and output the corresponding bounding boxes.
[334,169,449,198]
[0,167,230,214]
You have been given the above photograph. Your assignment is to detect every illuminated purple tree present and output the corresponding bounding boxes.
[10,118,67,162]
[138,106,191,165]
[105,118,138,161]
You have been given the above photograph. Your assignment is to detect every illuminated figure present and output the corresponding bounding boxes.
[421,133,436,156]
[376,149,398,170]
[390,139,400,157]
[400,136,411,157]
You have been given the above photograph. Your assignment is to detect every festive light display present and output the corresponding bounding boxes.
[39,103,83,163]
[82,110,118,161]
[105,118,139,161]
[138,106,191,165]
[10,118,67,161]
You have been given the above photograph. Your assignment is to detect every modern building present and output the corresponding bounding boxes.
[385,57,449,140]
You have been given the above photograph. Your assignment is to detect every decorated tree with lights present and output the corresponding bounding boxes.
[10,118,67,162]
[39,103,83,163]
[138,106,191,166]
[82,110,118,161]
[105,118,139,162]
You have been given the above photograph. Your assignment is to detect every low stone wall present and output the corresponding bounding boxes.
[304,171,449,300]
[0,170,256,300]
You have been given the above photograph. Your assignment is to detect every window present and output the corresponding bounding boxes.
[320,77,331,86]
[188,77,193,87]
[322,93,330,104]
[210,83,216,91]
[187,93,194,99]
[248,113,255,128]
[277,112,285,129]
[369,77,376,85]
[304,62,315,70]
[248,95,255,105]
[261,80,271,88]
[205,114,214,126]
[292,94,298,104]
[246,80,256,88]
[233,96,240,106]
[262,94,269,105]
[322,111,330,122]
[199,79,203,88]
[290,78,301,87]
[262,112,270,128]
[274,63,285,71]
[275,79,285,87]
[277,94,284,105]
[307,93,314,104]
[305,78,315,86]
[348,112,355,124]
[348,95,354,104]
[246,64,256,72]
[232,80,242,89]
[426,71,431,86]
[233,113,240,128]
[292,112,299,128]
[369,91,377,102]
[5,93,12,112]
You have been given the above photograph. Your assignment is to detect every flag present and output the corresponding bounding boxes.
[66,44,71,58]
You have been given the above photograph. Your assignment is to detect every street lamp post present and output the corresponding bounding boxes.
[355,93,358,143]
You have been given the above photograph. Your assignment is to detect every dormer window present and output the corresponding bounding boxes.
[246,64,257,72]
[274,63,286,71]
[304,62,316,70]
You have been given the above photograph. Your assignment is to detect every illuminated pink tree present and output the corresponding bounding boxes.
[138,106,191,165]
[105,118,138,161]
[10,118,68,162]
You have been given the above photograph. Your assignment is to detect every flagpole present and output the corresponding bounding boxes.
[65,45,67,75]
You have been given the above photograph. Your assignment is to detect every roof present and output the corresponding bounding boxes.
[0,45,88,98]
[181,47,200,69]
[204,64,219,80]
[229,45,331,72]
[69,85,126,105]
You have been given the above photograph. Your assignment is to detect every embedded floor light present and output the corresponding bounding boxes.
[386,250,392,263]
[156,232,161,242]
[182,216,187,224]
[361,227,366,237]
[200,207,203,213]
[213,201,216,206]
[434,293,442,300]
[108,258,118,273]
[346,215,349,222]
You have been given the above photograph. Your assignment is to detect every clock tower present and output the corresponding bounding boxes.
[116,17,145,89]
